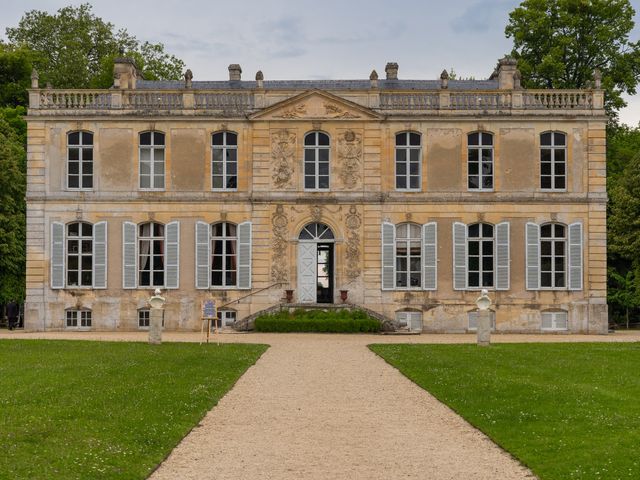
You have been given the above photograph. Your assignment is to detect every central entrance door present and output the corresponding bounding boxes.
[297,223,335,304]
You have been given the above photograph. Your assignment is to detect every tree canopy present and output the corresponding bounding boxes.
[505,0,640,118]
[6,3,185,89]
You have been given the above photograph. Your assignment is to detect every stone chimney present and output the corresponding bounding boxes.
[255,70,264,88]
[370,70,378,88]
[229,64,242,81]
[497,56,518,89]
[385,62,398,80]
[113,57,140,89]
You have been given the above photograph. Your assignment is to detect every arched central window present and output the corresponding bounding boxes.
[139,222,165,287]
[298,222,334,240]
[304,132,330,190]
[468,223,494,288]
[468,132,493,190]
[211,222,237,287]
[395,132,421,190]
[67,222,93,287]
[139,131,165,190]
[540,223,566,288]
[212,131,238,190]
[395,223,422,288]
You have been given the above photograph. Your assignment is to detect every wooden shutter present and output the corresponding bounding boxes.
[122,222,137,289]
[92,221,107,289]
[526,222,540,290]
[381,222,395,290]
[237,221,252,290]
[51,222,65,289]
[195,221,210,289]
[165,221,179,289]
[452,222,467,290]
[568,222,583,290]
[495,222,510,291]
[422,222,437,290]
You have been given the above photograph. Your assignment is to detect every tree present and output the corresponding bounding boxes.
[505,0,640,119]
[0,113,26,303]
[6,3,185,89]
[0,43,33,107]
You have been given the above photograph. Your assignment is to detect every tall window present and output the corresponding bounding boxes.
[540,132,566,190]
[395,132,421,190]
[304,132,330,190]
[66,222,93,287]
[468,223,494,288]
[468,132,493,190]
[395,223,421,288]
[139,132,165,189]
[211,222,237,287]
[67,131,93,189]
[540,223,566,288]
[139,222,165,287]
[212,131,238,190]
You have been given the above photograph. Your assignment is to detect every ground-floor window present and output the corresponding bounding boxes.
[66,309,92,329]
[395,310,422,331]
[138,309,150,329]
[541,310,568,331]
[216,310,236,328]
[467,310,496,331]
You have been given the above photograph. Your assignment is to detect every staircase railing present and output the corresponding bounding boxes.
[218,282,285,310]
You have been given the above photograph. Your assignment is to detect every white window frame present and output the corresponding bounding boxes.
[65,309,92,330]
[216,309,237,328]
[540,131,567,192]
[138,309,150,329]
[139,131,165,191]
[541,310,568,331]
[539,223,567,290]
[66,222,93,288]
[303,131,330,191]
[467,131,494,191]
[211,222,238,288]
[67,131,93,191]
[395,223,422,290]
[394,132,422,191]
[395,311,423,332]
[467,223,495,289]
[212,131,238,191]
[138,222,165,288]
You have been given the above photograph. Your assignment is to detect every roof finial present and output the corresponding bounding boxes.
[369,69,378,88]
[184,69,193,89]
[440,69,449,89]
[31,68,39,88]
[593,68,602,89]
[255,70,264,88]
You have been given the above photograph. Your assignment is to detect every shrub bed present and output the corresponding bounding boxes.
[254,308,381,333]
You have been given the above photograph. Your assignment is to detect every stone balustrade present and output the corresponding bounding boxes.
[28,87,603,115]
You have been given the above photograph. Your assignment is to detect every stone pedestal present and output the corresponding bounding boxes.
[477,310,491,346]
[149,308,163,345]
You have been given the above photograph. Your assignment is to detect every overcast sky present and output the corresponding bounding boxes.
[1,0,639,125]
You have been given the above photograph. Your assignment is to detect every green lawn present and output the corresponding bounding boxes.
[370,343,640,480]
[0,340,267,480]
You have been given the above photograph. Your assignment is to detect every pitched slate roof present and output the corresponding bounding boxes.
[137,79,499,91]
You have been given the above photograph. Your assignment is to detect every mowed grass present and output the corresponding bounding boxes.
[370,343,640,480]
[0,340,267,480]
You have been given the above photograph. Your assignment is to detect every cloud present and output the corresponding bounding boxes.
[451,0,518,33]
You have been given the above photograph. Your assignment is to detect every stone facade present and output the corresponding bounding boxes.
[24,59,608,333]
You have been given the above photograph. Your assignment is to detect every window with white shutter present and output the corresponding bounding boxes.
[237,221,252,290]
[93,221,107,289]
[526,222,540,290]
[165,221,180,289]
[495,222,510,291]
[453,222,467,290]
[422,222,437,290]
[381,222,395,290]
[195,221,210,289]
[568,222,583,291]
[122,222,137,289]
[51,222,65,289]
[541,310,568,331]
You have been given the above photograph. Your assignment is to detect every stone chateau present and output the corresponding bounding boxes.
[24,57,607,333]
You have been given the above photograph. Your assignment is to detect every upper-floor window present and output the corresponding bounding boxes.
[395,223,422,288]
[304,132,330,190]
[67,222,93,287]
[468,132,493,190]
[212,131,237,190]
[540,223,566,288]
[67,131,93,189]
[395,132,421,190]
[540,132,566,190]
[139,222,165,287]
[211,222,237,287]
[139,131,165,190]
[468,223,494,288]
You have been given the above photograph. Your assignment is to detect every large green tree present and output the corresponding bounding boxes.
[6,3,185,89]
[505,0,640,118]
[0,43,33,107]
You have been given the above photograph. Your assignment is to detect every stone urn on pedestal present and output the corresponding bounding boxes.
[148,288,165,345]
[476,289,492,347]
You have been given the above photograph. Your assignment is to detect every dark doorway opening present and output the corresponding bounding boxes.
[316,243,334,303]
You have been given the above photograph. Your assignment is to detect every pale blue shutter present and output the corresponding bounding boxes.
[526,222,540,290]
[237,221,252,290]
[51,222,65,289]
[422,222,437,290]
[568,222,583,290]
[495,222,509,291]
[122,222,137,289]
[381,222,395,290]
[453,222,467,290]
[165,221,179,289]
[92,221,107,289]
[195,221,210,289]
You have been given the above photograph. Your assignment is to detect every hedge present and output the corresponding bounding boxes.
[254,308,381,333]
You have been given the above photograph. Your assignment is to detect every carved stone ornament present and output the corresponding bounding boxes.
[324,103,361,118]
[271,205,289,282]
[338,130,362,189]
[310,205,323,223]
[345,205,362,280]
[271,130,296,188]
[275,104,307,118]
